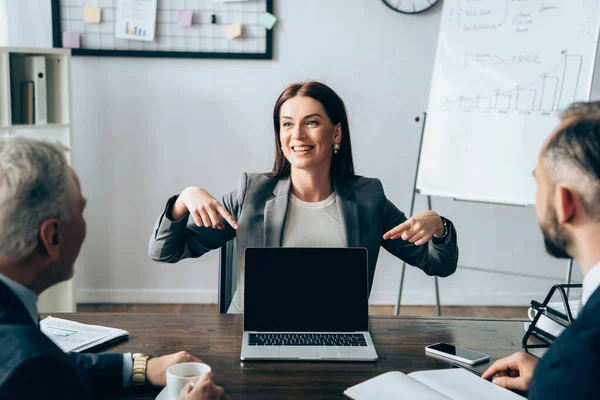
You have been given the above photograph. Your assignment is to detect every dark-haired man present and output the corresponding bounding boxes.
[482,102,600,399]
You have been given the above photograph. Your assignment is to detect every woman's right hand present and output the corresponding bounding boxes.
[179,373,226,400]
[170,187,238,230]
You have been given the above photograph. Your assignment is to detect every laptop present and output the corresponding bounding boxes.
[240,247,378,361]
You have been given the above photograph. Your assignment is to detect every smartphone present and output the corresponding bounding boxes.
[425,342,490,365]
[452,362,483,377]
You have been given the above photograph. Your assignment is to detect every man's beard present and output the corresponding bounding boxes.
[540,204,571,259]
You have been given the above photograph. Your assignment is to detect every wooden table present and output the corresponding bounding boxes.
[54,314,527,399]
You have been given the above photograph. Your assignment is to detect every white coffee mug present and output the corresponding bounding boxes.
[526,301,580,338]
[166,362,212,399]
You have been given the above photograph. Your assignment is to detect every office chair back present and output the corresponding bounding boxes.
[218,239,236,313]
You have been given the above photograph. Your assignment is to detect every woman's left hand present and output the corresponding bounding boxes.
[383,211,444,246]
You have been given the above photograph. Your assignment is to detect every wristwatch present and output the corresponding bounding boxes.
[132,353,152,386]
[432,216,448,242]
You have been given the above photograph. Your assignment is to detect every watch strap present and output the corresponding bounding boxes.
[132,354,151,386]
[432,216,449,244]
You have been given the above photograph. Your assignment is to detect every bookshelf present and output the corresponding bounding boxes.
[0,47,75,313]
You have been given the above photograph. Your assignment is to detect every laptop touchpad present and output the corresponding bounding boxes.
[279,346,340,358]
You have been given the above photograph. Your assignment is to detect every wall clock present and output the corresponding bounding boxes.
[381,0,440,14]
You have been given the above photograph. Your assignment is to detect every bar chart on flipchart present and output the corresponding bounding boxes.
[441,51,583,115]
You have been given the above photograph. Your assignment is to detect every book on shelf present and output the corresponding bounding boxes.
[20,80,34,124]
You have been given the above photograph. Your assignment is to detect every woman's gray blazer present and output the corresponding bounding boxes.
[149,173,459,312]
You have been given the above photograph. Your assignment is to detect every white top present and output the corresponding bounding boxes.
[281,191,347,248]
[581,262,600,306]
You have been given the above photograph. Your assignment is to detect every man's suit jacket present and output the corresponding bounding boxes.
[0,279,123,399]
[150,173,459,312]
[529,286,600,399]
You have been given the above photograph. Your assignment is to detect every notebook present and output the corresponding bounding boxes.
[344,368,525,400]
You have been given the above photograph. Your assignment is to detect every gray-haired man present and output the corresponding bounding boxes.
[0,137,224,399]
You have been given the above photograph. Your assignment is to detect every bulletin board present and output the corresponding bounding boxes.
[51,0,273,59]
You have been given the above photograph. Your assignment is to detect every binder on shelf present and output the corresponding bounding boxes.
[20,81,34,125]
[23,56,47,124]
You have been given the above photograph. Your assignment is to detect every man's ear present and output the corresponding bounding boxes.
[39,219,61,260]
[555,185,576,224]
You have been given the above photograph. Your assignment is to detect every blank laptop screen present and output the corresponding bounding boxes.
[244,247,369,332]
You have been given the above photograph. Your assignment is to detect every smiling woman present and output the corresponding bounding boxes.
[149,81,459,314]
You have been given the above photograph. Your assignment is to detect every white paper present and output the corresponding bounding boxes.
[409,369,524,400]
[344,371,451,400]
[41,316,128,353]
[115,0,157,42]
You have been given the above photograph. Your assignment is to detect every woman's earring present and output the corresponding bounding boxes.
[333,143,340,154]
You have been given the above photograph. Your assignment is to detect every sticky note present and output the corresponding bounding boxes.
[83,6,102,24]
[62,32,80,49]
[178,10,193,27]
[259,12,277,30]
[225,23,242,39]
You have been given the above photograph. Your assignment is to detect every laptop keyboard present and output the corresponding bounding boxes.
[248,333,367,346]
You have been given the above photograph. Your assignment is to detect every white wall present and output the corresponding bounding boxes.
[8,0,595,306]
[0,1,9,46]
